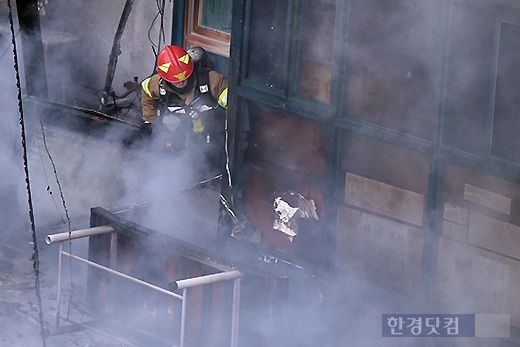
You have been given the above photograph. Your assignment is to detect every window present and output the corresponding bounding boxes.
[344,0,442,140]
[184,0,232,57]
[491,21,520,162]
[246,0,288,90]
[443,3,495,155]
[296,0,336,104]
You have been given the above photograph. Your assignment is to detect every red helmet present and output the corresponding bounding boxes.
[156,45,194,83]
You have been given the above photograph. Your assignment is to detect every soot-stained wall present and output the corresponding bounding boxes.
[37,0,172,105]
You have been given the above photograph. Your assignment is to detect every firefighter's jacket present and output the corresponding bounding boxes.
[140,68,228,164]
[140,70,228,123]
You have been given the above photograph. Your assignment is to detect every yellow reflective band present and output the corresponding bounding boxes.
[158,62,171,73]
[218,88,228,108]
[192,118,204,132]
[174,71,187,81]
[179,53,190,64]
[141,77,153,98]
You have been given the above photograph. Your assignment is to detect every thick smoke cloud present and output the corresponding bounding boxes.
[0,1,224,345]
[13,0,210,233]
[0,0,515,347]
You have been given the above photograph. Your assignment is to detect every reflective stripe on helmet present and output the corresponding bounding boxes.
[218,88,228,108]
[174,70,188,81]
[158,62,172,74]
[141,77,153,98]
[178,53,190,64]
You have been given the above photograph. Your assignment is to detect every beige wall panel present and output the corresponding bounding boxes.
[464,183,511,215]
[468,212,520,259]
[344,172,424,226]
[443,203,468,225]
[436,237,520,328]
[442,220,467,242]
[335,205,424,290]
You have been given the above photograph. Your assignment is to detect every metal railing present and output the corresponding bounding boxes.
[47,226,243,347]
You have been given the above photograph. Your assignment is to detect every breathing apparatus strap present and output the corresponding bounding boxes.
[195,66,211,96]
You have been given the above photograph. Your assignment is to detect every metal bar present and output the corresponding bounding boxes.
[109,231,118,318]
[180,288,187,347]
[46,226,115,244]
[53,231,243,347]
[330,0,349,113]
[15,0,48,98]
[231,278,241,347]
[485,16,502,156]
[55,242,63,327]
[284,0,303,96]
[171,270,243,290]
[109,231,118,269]
[62,251,184,300]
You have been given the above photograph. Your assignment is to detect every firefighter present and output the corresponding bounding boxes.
[140,45,228,172]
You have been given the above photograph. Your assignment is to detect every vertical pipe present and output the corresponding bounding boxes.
[15,0,48,99]
[55,242,63,327]
[171,0,186,47]
[420,3,451,302]
[109,231,118,318]
[180,288,187,347]
[230,278,241,347]
[109,231,118,269]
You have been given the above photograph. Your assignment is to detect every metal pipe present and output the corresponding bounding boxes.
[169,270,243,291]
[46,226,115,244]
[109,231,118,317]
[180,288,187,347]
[109,231,118,269]
[52,230,243,347]
[55,242,63,327]
[62,251,184,300]
[231,278,241,347]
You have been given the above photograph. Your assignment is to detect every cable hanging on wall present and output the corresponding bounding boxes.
[148,0,170,65]
[36,120,78,322]
[6,0,47,345]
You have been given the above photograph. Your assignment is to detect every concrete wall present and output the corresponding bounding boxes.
[38,0,173,104]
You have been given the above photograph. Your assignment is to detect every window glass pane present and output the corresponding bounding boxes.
[492,21,520,162]
[247,0,287,89]
[443,3,495,154]
[297,0,336,103]
[200,0,232,34]
[344,0,442,140]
